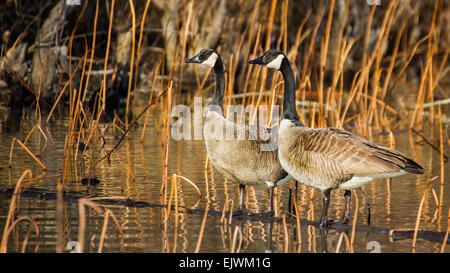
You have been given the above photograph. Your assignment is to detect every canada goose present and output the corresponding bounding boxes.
[249,50,424,226]
[185,49,291,215]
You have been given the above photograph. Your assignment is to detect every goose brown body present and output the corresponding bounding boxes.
[205,110,288,187]
[279,119,423,192]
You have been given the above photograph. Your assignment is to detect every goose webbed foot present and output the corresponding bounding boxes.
[232,208,251,217]
[340,216,351,225]
[319,217,349,228]
[319,218,331,228]
[319,189,352,227]
[253,210,274,217]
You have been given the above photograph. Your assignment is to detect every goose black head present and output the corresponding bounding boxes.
[185,48,220,68]
[248,49,286,70]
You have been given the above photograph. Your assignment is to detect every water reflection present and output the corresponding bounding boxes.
[0,112,448,253]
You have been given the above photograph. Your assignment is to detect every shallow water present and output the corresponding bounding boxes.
[0,110,449,253]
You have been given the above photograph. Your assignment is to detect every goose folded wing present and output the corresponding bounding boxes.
[301,128,419,175]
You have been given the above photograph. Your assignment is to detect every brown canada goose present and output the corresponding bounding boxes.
[185,49,291,215]
[249,49,424,226]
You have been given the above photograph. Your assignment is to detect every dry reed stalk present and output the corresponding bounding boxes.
[411,128,448,161]
[350,190,358,253]
[173,174,202,201]
[410,0,439,129]
[46,59,82,123]
[265,0,277,51]
[409,61,433,130]
[335,232,344,253]
[335,232,351,253]
[412,176,439,252]
[195,203,209,253]
[326,0,349,122]
[81,0,99,104]
[202,154,211,201]
[160,81,173,203]
[3,216,40,253]
[177,0,193,97]
[98,209,125,253]
[241,25,262,111]
[77,198,104,253]
[237,0,260,89]
[219,224,228,249]
[384,130,396,199]
[224,55,234,118]
[62,45,88,185]
[281,0,289,53]
[282,215,289,253]
[339,0,396,129]
[56,176,64,253]
[140,63,161,142]
[362,5,376,68]
[440,208,450,253]
[19,216,39,253]
[220,199,234,226]
[101,0,115,111]
[379,19,407,111]
[366,11,396,132]
[300,9,324,88]
[438,105,444,187]
[134,0,152,91]
[437,105,445,220]
[387,34,429,100]
[293,186,302,247]
[174,176,179,229]
[96,84,169,166]
[164,175,177,226]
[267,81,283,126]
[19,124,47,156]
[230,225,243,253]
[358,4,374,131]
[68,0,88,97]
[428,53,449,125]
[429,51,449,123]
[192,67,213,99]
[317,0,335,127]
[288,10,310,76]
[1,170,32,253]
[34,52,49,126]
[10,138,47,171]
[430,188,440,222]
[125,0,136,126]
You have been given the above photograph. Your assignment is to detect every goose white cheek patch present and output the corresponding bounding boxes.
[202,52,218,67]
[266,54,284,70]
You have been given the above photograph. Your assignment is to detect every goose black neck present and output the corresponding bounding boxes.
[279,57,302,125]
[209,57,225,112]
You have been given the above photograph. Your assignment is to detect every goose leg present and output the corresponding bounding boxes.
[319,189,332,227]
[319,227,329,253]
[359,188,371,225]
[238,184,247,214]
[288,180,298,215]
[341,190,351,224]
[267,187,274,216]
